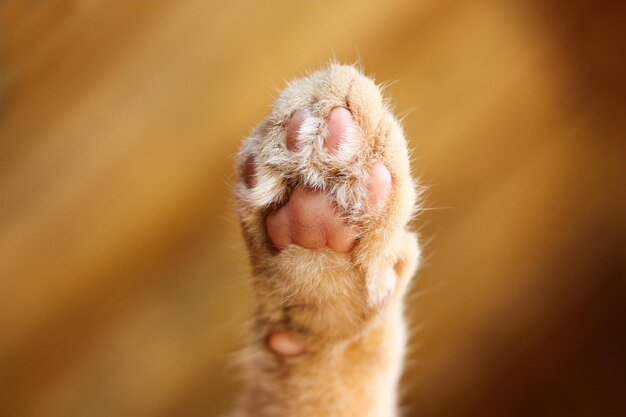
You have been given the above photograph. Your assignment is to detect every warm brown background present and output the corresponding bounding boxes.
[1,1,625,416]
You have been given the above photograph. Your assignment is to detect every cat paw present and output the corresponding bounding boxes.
[235,64,419,348]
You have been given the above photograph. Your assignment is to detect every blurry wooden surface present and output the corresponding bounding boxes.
[1,1,624,416]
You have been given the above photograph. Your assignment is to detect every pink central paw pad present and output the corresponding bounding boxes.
[266,187,357,253]
[260,107,392,253]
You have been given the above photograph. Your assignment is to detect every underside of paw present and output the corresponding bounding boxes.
[235,64,419,355]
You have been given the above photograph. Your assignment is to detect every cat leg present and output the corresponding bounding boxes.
[233,64,420,417]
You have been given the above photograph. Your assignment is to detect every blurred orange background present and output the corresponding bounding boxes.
[1,1,625,416]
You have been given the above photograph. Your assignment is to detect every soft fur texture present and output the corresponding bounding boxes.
[233,64,420,417]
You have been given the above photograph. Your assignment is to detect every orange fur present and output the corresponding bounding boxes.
[233,65,420,417]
